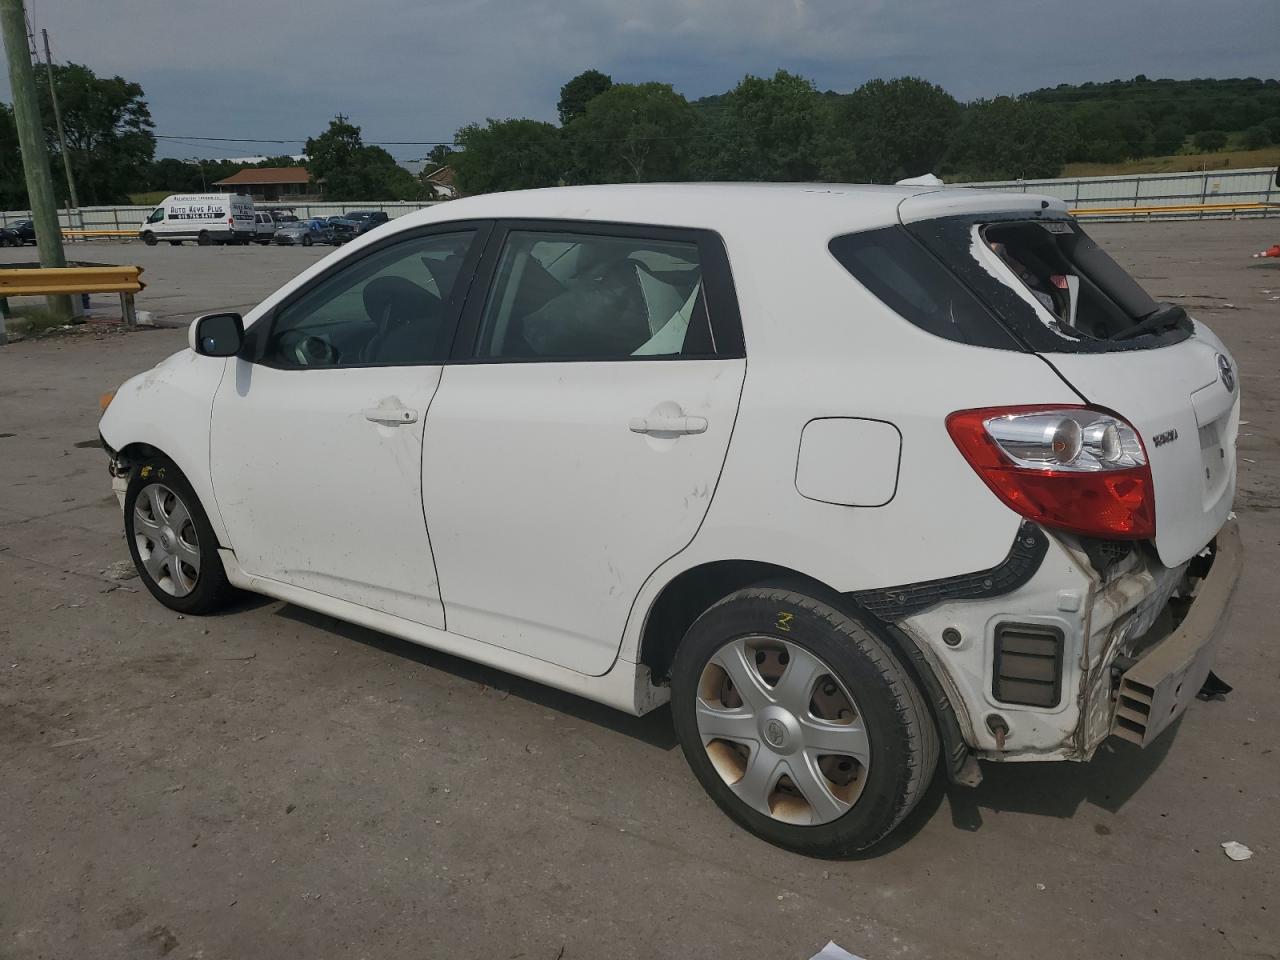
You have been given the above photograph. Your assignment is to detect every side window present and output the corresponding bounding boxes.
[829,227,1018,350]
[262,230,475,368]
[146,207,164,224]
[474,230,714,360]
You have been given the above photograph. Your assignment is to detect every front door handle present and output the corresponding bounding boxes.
[628,415,708,436]
[363,407,418,426]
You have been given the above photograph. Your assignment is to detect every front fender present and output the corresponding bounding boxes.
[99,348,231,546]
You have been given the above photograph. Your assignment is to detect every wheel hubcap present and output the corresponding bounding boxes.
[131,482,201,598]
[695,635,870,826]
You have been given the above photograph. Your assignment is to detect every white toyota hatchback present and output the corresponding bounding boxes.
[99,184,1241,857]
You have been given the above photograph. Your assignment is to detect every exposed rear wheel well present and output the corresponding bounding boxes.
[639,560,820,682]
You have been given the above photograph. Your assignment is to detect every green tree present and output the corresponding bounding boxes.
[1151,120,1187,155]
[0,103,26,208]
[32,62,155,204]
[558,69,614,126]
[569,82,697,183]
[703,69,823,180]
[305,116,422,199]
[1241,124,1272,149]
[451,118,564,195]
[943,97,1074,181]
[1193,129,1228,152]
[824,76,960,182]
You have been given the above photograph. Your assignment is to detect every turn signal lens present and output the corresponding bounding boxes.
[947,405,1155,539]
[99,391,115,413]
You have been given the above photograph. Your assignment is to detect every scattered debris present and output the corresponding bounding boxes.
[809,943,866,960]
[1222,841,1254,862]
[1036,882,1047,890]
[214,652,256,661]
[286,804,296,814]
[50,735,102,748]
[102,560,139,581]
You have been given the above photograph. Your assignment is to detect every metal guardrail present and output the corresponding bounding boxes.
[0,265,145,334]
[1070,201,1280,219]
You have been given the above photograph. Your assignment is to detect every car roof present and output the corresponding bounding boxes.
[394,182,1063,236]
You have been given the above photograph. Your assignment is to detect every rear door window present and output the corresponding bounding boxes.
[473,229,718,360]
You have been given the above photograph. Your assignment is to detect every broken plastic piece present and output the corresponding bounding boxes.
[1221,841,1253,861]
[1197,671,1233,702]
[809,943,867,960]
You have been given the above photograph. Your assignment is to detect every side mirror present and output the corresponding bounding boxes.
[189,312,244,357]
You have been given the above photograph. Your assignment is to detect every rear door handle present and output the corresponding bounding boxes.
[628,415,708,436]
[363,407,418,425]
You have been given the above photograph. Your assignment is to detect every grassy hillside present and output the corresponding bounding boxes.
[1062,147,1280,178]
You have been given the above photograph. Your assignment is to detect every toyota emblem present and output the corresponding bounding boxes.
[1217,354,1235,393]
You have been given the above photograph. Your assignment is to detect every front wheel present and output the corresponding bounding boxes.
[124,457,232,615]
[142,231,157,246]
[301,235,313,247]
[671,583,938,857]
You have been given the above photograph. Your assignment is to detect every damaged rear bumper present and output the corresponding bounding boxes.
[1111,519,1242,747]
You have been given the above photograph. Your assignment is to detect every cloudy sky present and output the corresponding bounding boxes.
[4,0,1278,162]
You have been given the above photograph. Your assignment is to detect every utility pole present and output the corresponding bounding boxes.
[0,0,71,316]
[42,29,80,223]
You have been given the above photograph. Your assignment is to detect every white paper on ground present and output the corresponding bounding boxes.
[1221,840,1254,861]
[809,942,867,960]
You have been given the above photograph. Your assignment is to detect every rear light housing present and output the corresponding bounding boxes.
[947,405,1155,539]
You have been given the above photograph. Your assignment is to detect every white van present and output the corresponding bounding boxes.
[139,194,255,246]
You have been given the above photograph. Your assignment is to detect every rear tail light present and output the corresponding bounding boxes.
[947,405,1155,539]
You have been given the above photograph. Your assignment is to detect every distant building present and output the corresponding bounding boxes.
[424,165,457,199]
[213,167,319,201]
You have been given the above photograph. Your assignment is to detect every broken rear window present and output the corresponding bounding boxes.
[906,214,1192,353]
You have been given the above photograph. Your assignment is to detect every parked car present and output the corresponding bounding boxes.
[324,216,358,245]
[272,219,324,246]
[344,210,390,236]
[252,212,277,245]
[9,218,35,244]
[97,184,1241,857]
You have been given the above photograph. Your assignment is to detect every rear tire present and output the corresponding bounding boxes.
[671,582,938,857]
[124,456,232,615]
[197,231,212,246]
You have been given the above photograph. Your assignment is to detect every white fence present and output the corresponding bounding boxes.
[960,166,1279,219]
[0,200,440,233]
[4,167,1278,231]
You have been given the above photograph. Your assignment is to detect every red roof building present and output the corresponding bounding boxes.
[213,166,318,201]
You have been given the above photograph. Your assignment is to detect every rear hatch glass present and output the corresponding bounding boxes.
[831,208,1235,565]
[905,213,1192,353]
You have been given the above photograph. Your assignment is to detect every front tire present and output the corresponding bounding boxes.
[124,456,232,615]
[671,583,938,857]
[142,231,158,246]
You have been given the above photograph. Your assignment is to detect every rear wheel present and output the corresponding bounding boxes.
[124,456,232,615]
[197,231,212,246]
[671,583,938,857]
